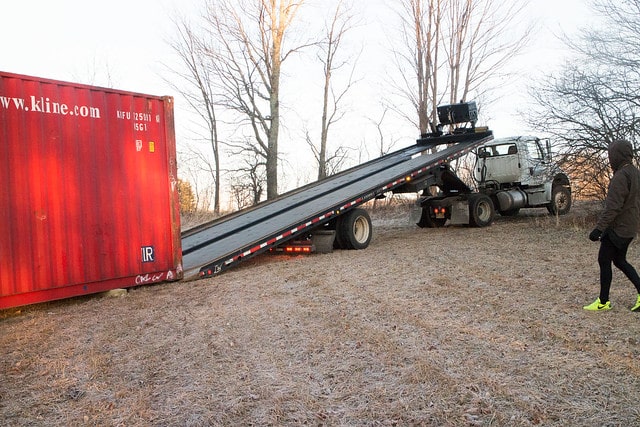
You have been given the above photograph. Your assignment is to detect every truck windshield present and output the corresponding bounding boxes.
[527,140,545,160]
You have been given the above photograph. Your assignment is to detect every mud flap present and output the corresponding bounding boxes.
[450,200,470,225]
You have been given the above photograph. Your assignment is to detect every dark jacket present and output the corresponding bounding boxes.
[596,140,640,238]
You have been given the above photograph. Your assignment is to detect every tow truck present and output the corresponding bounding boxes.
[182,101,503,279]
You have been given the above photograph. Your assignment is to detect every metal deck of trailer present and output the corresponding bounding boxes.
[181,132,493,280]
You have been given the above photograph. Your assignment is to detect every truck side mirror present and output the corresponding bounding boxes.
[545,139,553,161]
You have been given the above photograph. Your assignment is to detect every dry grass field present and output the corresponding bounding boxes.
[2,202,640,426]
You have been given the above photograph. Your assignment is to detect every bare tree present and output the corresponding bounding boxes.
[392,0,531,134]
[177,146,217,211]
[166,17,222,214]
[305,130,351,178]
[392,0,442,135]
[229,150,266,208]
[201,0,309,201]
[369,107,401,158]
[443,0,530,105]
[575,0,640,69]
[368,107,402,208]
[312,0,359,180]
[72,57,118,88]
[528,0,640,199]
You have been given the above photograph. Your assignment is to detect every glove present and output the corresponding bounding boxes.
[589,229,602,242]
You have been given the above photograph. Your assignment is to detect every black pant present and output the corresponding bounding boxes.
[598,234,640,302]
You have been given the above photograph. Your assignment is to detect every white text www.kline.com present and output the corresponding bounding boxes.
[0,95,101,119]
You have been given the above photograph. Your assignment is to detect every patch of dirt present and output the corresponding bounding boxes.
[2,202,640,426]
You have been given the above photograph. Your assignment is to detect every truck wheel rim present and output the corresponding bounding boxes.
[478,201,491,221]
[555,193,568,209]
[353,216,370,243]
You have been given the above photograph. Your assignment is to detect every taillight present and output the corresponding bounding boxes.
[432,206,447,217]
[284,246,312,253]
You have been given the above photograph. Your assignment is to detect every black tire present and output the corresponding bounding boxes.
[547,185,571,215]
[498,208,520,217]
[325,219,345,249]
[336,208,373,250]
[468,194,495,227]
[334,226,348,249]
[416,205,447,228]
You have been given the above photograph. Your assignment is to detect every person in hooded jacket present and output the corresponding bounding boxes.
[585,139,640,311]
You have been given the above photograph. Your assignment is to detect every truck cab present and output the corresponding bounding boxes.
[475,136,571,216]
[476,137,555,186]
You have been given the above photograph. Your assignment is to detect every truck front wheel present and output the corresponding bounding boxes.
[547,185,571,215]
[336,208,372,250]
[469,194,495,227]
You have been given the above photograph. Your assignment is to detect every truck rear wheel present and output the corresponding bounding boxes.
[547,185,571,215]
[469,194,495,227]
[336,208,372,250]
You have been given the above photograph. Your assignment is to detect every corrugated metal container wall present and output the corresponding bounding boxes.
[0,72,182,309]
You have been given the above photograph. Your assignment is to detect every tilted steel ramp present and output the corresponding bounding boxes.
[181,134,492,280]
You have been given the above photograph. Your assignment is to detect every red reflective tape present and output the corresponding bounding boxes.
[220,210,337,271]
[382,178,404,191]
[340,197,364,210]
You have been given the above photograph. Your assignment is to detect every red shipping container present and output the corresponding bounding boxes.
[0,72,182,309]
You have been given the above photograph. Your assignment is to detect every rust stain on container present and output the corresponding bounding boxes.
[0,71,182,308]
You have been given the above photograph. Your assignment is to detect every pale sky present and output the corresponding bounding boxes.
[1,0,594,193]
[2,0,591,112]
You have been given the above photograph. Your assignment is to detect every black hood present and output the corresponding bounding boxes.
[608,139,634,172]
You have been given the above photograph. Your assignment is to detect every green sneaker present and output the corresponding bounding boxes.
[631,295,640,312]
[583,298,611,311]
